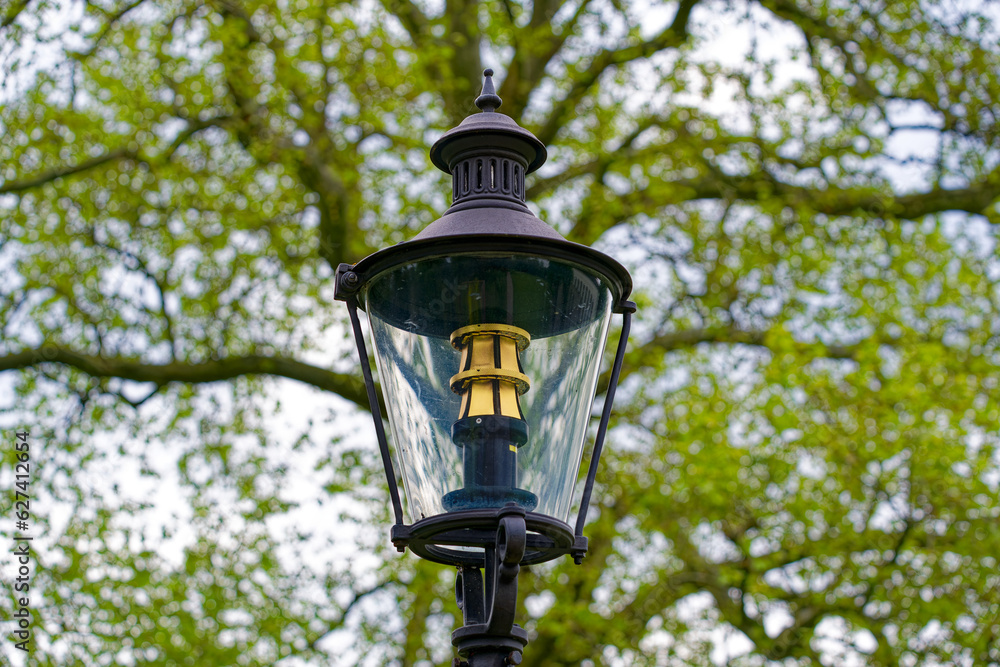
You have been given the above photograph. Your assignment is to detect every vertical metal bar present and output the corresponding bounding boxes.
[574,308,633,538]
[347,299,405,526]
[483,544,497,616]
[457,567,485,625]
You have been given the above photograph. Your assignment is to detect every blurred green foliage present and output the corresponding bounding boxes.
[1,0,998,665]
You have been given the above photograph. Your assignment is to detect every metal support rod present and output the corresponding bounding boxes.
[574,305,635,540]
[457,567,485,625]
[347,299,405,526]
[483,544,497,615]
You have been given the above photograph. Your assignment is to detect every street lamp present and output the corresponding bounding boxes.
[335,70,635,666]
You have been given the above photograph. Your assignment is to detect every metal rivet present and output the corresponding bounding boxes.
[506,651,522,665]
[342,271,359,288]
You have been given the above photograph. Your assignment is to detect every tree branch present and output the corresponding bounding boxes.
[594,324,954,396]
[0,147,134,194]
[306,581,394,651]
[443,0,483,116]
[526,115,671,201]
[154,114,233,164]
[500,0,593,119]
[534,0,700,145]
[69,0,149,58]
[613,163,1000,222]
[0,0,31,30]
[1,346,383,414]
[383,0,430,44]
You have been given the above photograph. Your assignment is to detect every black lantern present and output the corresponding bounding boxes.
[335,70,635,666]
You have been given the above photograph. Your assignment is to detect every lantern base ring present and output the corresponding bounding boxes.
[390,509,586,567]
[443,486,537,513]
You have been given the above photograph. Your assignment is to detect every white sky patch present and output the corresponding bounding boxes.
[709,624,754,664]
[0,0,84,103]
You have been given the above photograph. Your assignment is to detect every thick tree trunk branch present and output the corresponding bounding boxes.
[1,346,383,414]
[215,3,368,265]
[680,169,1000,219]
[533,139,998,237]
[531,122,997,244]
[607,166,1000,229]
[383,0,430,44]
[443,0,483,117]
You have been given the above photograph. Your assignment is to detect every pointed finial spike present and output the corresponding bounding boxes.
[475,68,502,112]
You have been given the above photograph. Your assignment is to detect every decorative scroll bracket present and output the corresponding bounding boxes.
[452,504,529,666]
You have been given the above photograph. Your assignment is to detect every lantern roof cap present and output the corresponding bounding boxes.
[336,69,632,315]
[429,70,547,174]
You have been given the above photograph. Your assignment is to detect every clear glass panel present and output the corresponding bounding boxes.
[367,322,460,522]
[364,254,613,524]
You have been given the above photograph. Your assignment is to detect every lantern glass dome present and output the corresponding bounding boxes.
[362,251,614,524]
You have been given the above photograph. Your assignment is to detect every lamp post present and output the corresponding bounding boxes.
[335,69,635,666]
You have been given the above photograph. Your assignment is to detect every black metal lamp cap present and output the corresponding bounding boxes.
[429,69,546,175]
[338,67,633,318]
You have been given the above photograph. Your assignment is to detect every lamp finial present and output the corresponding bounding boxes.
[475,69,502,112]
